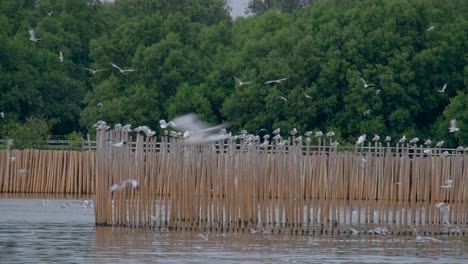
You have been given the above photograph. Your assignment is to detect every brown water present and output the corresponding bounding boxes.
[0,196,467,263]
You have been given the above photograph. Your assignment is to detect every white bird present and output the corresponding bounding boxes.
[29,29,40,42]
[170,113,230,144]
[423,148,432,154]
[112,140,126,147]
[290,128,297,135]
[264,77,288,84]
[315,131,323,137]
[259,140,269,148]
[372,135,380,142]
[272,134,281,140]
[272,128,280,135]
[363,109,372,116]
[360,78,375,88]
[279,96,288,102]
[109,179,139,192]
[441,179,453,188]
[85,68,107,74]
[424,139,431,145]
[304,131,313,137]
[435,202,448,209]
[357,134,366,145]
[305,138,312,143]
[294,136,302,143]
[47,11,53,16]
[197,233,209,241]
[456,146,464,152]
[233,77,251,86]
[437,83,447,93]
[58,51,64,62]
[159,119,175,129]
[398,135,406,144]
[449,119,459,133]
[435,140,444,147]
[411,226,441,242]
[0,111,4,118]
[375,89,381,95]
[111,63,136,73]
[425,25,435,31]
[385,136,391,142]
[409,137,419,144]
[122,124,132,132]
[441,151,449,157]
[303,92,312,99]
[114,123,122,130]
[326,131,335,137]
[330,141,339,148]
[97,102,103,107]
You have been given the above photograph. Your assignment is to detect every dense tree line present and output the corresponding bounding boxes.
[0,0,466,148]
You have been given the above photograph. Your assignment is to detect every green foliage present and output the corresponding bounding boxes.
[2,117,53,149]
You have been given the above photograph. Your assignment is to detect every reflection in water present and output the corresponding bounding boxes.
[0,196,467,263]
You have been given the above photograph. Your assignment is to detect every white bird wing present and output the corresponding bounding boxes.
[111,63,123,71]
[450,119,456,128]
[277,77,288,82]
[29,29,36,39]
[234,77,241,84]
[171,113,210,132]
[360,78,367,86]
[442,83,447,91]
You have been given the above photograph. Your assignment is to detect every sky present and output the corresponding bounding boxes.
[228,0,250,18]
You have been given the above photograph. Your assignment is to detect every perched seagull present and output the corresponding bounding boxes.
[441,151,449,157]
[264,77,287,84]
[272,128,280,135]
[159,119,175,129]
[435,140,444,147]
[262,134,271,140]
[424,139,432,145]
[294,136,302,143]
[58,51,64,62]
[357,134,366,145]
[449,119,459,133]
[85,68,107,74]
[109,179,139,192]
[304,131,313,137]
[233,77,251,86]
[455,146,464,152]
[437,83,447,93]
[360,78,375,88]
[29,29,40,43]
[315,131,323,137]
[330,141,339,148]
[303,92,312,99]
[290,128,297,135]
[385,136,391,142]
[409,137,419,144]
[111,63,136,73]
[272,134,281,140]
[441,179,453,189]
[423,148,432,154]
[398,135,406,144]
[372,135,380,142]
[326,131,335,137]
[435,202,449,210]
[425,25,435,31]
[279,96,288,102]
[305,138,312,143]
[170,113,230,144]
[122,124,132,132]
[112,140,126,147]
[114,123,122,130]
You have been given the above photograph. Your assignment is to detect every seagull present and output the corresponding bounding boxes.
[0,112,4,118]
[441,151,449,157]
[385,136,391,142]
[326,131,335,137]
[272,128,280,135]
[114,123,122,130]
[437,83,447,93]
[290,128,297,135]
[360,78,375,88]
[264,77,287,84]
[441,179,453,189]
[233,77,251,86]
[409,137,419,144]
[170,113,230,144]
[456,146,464,152]
[349,228,361,235]
[372,135,380,142]
[272,134,281,140]
[279,96,288,102]
[315,131,323,137]
[411,226,441,242]
[304,131,313,137]
[363,109,372,116]
[85,68,107,74]
[423,148,432,154]
[424,139,431,145]
[112,140,126,147]
[58,51,64,62]
[294,136,302,143]
[29,29,40,43]
[109,179,139,192]
[111,63,136,73]
[47,11,53,16]
[449,119,459,132]
[97,102,103,107]
[159,119,175,129]
[435,140,444,147]
[425,25,435,31]
[375,89,381,95]
[197,233,209,241]
[357,134,366,145]
[330,141,339,148]
[398,135,406,144]
[303,92,312,99]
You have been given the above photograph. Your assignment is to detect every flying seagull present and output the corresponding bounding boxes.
[109,179,139,192]
[0,112,4,118]
[47,11,53,16]
[29,29,40,43]
[425,26,435,31]
[264,77,288,84]
[449,119,459,133]
[303,92,312,99]
[437,83,447,93]
[58,51,64,62]
[85,68,107,74]
[97,102,103,107]
[169,113,230,144]
[111,63,136,73]
[112,140,126,147]
[279,96,288,102]
[360,78,375,88]
[233,77,251,86]
[159,119,175,129]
